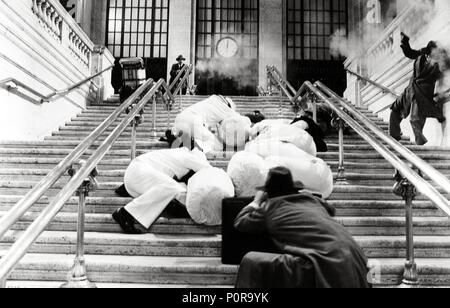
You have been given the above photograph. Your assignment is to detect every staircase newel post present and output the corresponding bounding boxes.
[278,85,283,119]
[152,94,158,139]
[179,86,183,112]
[131,119,137,160]
[332,117,347,183]
[393,170,419,287]
[61,161,98,289]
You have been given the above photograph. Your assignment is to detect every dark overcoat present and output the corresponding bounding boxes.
[169,63,187,86]
[392,40,443,120]
[234,193,370,288]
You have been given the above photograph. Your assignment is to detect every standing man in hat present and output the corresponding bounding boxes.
[170,55,188,94]
[234,166,370,288]
[389,33,449,145]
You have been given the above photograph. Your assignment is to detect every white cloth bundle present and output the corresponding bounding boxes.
[172,95,241,153]
[250,119,293,138]
[186,168,235,226]
[265,155,334,199]
[227,152,270,197]
[251,124,317,157]
[245,139,311,160]
[218,115,252,149]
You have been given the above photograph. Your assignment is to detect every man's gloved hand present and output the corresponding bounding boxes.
[400,32,410,44]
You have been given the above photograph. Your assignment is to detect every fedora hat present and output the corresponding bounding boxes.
[257,166,304,198]
[176,55,186,61]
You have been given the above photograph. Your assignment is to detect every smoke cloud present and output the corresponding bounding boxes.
[196,58,257,91]
[330,0,450,89]
[329,0,447,59]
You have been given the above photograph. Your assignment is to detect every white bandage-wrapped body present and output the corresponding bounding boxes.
[186,168,235,226]
[227,152,270,197]
[250,124,317,157]
[265,155,334,199]
[124,148,211,228]
[172,95,239,152]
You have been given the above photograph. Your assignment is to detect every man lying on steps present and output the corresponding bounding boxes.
[113,148,211,234]
[162,95,251,153]
[234,167,370,288]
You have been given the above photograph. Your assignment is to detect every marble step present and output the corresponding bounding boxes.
[0,195,445,217]
[1,211,449,236]
[1,231,450,259]
[3,252,450,286]
[2,252,238,286]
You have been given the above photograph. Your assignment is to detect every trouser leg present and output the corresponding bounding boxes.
[389,107,403,141]
[124,164,187,228]
[410,117,428,146]
[235,252,315,288]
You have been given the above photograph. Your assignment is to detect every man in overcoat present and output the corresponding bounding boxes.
[234,167,370,288]
[389,33,449,145]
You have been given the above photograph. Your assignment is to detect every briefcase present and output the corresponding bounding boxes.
[222,198,277,265]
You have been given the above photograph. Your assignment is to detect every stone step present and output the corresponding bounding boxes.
[2,157,448,173]
[2,149,449,166]
[0,140,167,150]
[2,252,238,286]
[3,252,450,286]
[2,211,449,236]
[0,231,222,257]
[0,195,445,217]
[1,231,450,259]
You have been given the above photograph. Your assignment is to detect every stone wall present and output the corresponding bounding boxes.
[0,0,114,141]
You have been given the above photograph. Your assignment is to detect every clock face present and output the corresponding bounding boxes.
[217,37,239,58]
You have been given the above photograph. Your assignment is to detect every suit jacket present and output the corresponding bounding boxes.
[169,63,187,86]
[392,38,444,120]
[234,193,370,288]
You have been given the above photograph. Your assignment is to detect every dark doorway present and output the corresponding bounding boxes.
[196,0,259,96]
[106,0,170,83]
[286,0,348,95]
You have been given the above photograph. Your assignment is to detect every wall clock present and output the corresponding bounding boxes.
[216,37,239,58]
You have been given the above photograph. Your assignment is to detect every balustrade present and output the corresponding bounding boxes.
[31,0,93,69]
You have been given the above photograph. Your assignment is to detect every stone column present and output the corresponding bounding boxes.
[167,0,194,82]
[259,0,284,90]
[89,0,108,46]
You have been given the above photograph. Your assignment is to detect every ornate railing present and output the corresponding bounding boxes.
[29,0,94,69]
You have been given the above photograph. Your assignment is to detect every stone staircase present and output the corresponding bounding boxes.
[1,95,450,288]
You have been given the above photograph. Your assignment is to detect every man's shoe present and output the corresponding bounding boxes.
[112,208,142,235]
[438,117,446,123]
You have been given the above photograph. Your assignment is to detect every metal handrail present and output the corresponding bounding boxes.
[0,78,170,285]
[0,78,156,241]
[346,68,400,104]
[0,78,47,105]
[42,65,114,103]
[168,64,191,92]
[266,66,296,101]
[308,81,450,215]
[173,64,193,96]
[315,81,450,206]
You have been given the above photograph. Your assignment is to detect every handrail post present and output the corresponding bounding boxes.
[278,85,283,119]
[332,116,347,184]
[179,87,183,112]
[152,94,157,139]
[61,161,98,289]
[127,107,144,160]
[394,170,419,287]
